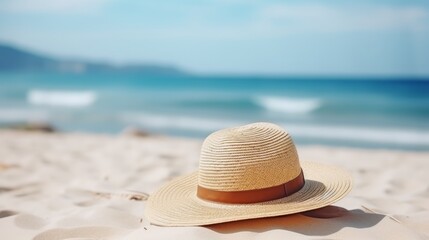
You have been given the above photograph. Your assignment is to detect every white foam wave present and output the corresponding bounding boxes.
[121,111,429,147]
[283,123,429,146]
[121,113,242,132]
[255,96,321,114]
[0,108,50,122]
[122,113,429,146]
[27,90,97,107]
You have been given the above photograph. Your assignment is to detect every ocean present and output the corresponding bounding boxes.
[0,72,428,150]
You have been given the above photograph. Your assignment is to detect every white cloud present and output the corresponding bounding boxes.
[0,0,108,14]
[124,3,429,41]
[258,4,429,33]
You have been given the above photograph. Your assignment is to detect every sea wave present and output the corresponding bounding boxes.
[122,113,429,146]
[27,90,97,107]
[283,123,429,146]
[121,113,241,132]
[0,108,50,122]
[255,96,321,114]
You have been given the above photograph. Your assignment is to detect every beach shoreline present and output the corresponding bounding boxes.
[0,130,428,239]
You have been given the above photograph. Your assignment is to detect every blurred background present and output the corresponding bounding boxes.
[0,0,428,150]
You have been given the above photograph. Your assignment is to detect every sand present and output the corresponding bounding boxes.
[0,130,428,239]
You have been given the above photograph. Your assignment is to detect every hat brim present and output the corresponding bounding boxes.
[146,161,352,226]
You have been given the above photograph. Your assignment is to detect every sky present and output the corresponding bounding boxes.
[0,0,428,76]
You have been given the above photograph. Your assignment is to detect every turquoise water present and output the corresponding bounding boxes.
[0,72,428,150]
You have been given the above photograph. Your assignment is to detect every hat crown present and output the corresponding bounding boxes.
[198,122,301,191]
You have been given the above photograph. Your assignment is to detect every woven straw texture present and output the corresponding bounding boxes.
[146,122,353,226]
[199,122,301,191]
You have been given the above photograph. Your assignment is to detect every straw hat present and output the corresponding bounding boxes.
[146,122,352,226]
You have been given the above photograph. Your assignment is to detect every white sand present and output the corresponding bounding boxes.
[0,130,428,239]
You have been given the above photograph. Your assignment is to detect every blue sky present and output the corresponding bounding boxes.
[0,0,428,76]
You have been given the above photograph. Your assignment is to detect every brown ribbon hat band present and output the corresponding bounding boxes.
[197,169,305,204]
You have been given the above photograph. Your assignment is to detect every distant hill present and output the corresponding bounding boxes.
[0,44,186,75]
